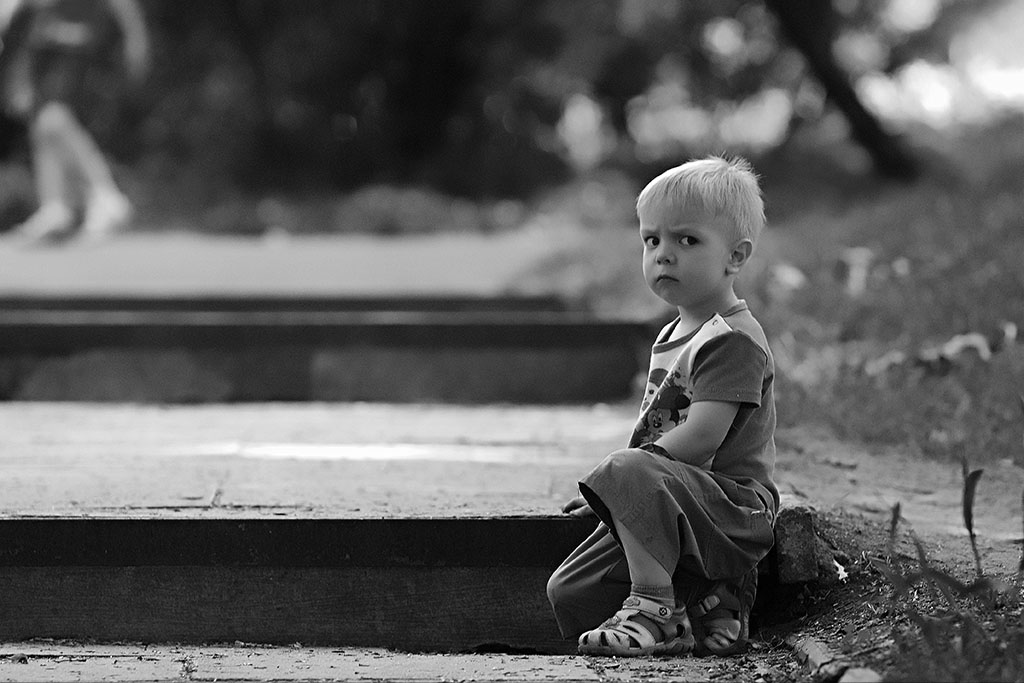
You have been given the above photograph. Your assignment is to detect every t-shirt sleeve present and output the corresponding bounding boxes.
[689,332,766,406]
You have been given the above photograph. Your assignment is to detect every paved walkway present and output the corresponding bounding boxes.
[4,401,1022,554]
[0,641,763,683]
[0,402,634,518]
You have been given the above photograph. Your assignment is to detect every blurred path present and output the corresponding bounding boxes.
[0,230,558,296]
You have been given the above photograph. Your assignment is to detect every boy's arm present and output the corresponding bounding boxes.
[561,400,737,516]
[651,400,739,468]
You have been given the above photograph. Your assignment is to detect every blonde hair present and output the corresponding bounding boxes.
[636,155,765,244]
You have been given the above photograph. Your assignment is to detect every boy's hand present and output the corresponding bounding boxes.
[561,495,594,517]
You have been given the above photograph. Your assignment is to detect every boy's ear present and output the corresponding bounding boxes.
[726,239,753,274]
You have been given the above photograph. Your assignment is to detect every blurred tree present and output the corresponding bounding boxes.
[232,0,487,188]
[136,0,572,201]
[764,0,917,178]
[2,0,990,226]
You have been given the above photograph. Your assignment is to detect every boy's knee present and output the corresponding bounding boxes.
[598,447,651,477]
[546,568,568,608]
[547,570,583,638]
[547,564,590,611]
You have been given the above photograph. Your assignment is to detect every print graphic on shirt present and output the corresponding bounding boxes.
[637,367,691,443]
[631,314,732,447]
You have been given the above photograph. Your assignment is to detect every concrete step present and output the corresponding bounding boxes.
[0,229,660,403]
[0,404,825,653]
[0,306,655,403]
[0,403,624,652]
[0,516,592,653]
[0,515,819,654]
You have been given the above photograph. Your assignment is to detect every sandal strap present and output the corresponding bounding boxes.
[688,569,757,657]
[617,595,676,623]
[691,569,757,617]
[594,615,662,649]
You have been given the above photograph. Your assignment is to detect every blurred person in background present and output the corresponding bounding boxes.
[0,0,148,243]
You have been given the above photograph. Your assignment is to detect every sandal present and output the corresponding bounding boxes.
[689,568,757,657]
[578,595,695,657]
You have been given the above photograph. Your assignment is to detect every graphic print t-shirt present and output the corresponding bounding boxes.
[628,301,779,512]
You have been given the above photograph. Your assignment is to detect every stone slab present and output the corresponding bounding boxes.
[0,403,630,518]
[0,641,728,682]
[0,315,651,402]
[0,403,833,652]
[0,566,572,652]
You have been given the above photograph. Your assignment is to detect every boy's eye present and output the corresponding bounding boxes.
[644,236,659,248]
[678,235,698,246]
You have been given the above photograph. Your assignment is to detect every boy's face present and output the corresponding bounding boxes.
[638,203,748,316]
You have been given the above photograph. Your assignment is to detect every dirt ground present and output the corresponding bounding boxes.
[742,426,1024,682]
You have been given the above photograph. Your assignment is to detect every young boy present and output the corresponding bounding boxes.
[547,156,778,658]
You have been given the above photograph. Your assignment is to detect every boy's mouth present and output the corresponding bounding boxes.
[655,274,678,283]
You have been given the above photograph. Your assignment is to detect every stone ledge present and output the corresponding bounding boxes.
[0,508,826,652]
[0,314,653,402]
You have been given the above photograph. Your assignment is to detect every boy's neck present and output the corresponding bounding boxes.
[675,291,742,334]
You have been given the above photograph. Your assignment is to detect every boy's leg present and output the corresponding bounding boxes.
[575,518,694,655]
[546,522,630,639]
[614,520,671,587]
[689,566,759,656]
[578,448,774,655]
[549,516,697,658]
[579,448,773,582]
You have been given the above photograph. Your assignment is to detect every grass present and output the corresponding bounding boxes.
[739,116,1024,465]
[869,454,1024,682]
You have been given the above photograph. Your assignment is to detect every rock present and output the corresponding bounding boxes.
[839,668,884,682]
[775,504,820,584]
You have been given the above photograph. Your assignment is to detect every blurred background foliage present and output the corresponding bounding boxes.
[1,0,1019,234]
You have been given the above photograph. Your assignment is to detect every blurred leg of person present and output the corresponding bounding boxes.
[4,0,146,243]
[39,100,131,239]
[17,100,132,241]
[13,100,77,241]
